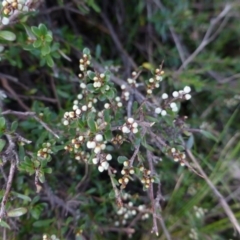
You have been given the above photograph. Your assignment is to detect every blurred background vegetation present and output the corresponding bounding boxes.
[0,0,240,239]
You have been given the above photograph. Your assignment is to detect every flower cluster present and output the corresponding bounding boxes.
[92,153,112,172]
[86,134,106,154]
[113,193,149,227]
[127,71,139,87]
[139,166,154,189]
[111,134,124,145]
[79,54,91,72]
[172,85,192,100]
[169,148,186,166]
[118,160,135,189]
[120,84,130,101]
[92,73,105,88]
[189,228,198,240]
[154,86,192,116]
[121,118,138,134]
[43,234,60,240]
[193,206,207,219]
[1,0,29,25]
[104,96,123,110]
[37,142,52,159]
[115,201,137,226]
[147,67,164,95]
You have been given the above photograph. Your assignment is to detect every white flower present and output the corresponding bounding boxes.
[73,105,79,110]
[77,94,83,99]
[63,120,69,125]
[88,102,92,108]
[121,84,126,89]
[95,134,103,142]
[92,158,98,164]
[127,118,134,124]
[161,110,167,116]
[94,146,101,154]
[104,103,110,109]
[172,91,179,98]
[81,105,87,111]
[93,82,99,88]
[100,73,105,78]
[101,161,109,170]
[80,83,86,89]
[132,128,138,134]
[117,102,123,107]
[155,107,162,114]
[149,78,154,83]
[132,122,138,128]
[122,126,130,133]
[1,17,9,25]
[147,89,152,94]
[78,136,84,141]
[98,165,104,172]
[156,76,163,81]
[185,94,191,100]
[115,96,121,102]
[127,78,133,84]
[75,109,81,115]
[100,143,106,150]
[183,86,191,93]
[106,154,112,161]
[162,93,168,99]
[123,161,129,167]
[170,102,177,109]
[87,141,96,149]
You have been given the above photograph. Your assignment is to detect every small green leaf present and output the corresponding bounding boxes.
[103,109,111,123]
[45,33,53,42]
[31,26,41,37]
[33,219,53,227]
[33,39,42,48]
[46,55,54,67]
[12,192,31,202]
[43,167,52,174]
[87,117,96,133]
[38,23,48,35]
[186,134,194,149]
[104,129,112,141]
[7,207,27,217]
[87,70,95,80]
[38,172,45,183]
[105,89,115,99]
[0,220,11,229]
[95,44,101,59]
[0,139,6,152]
[117,156,128,164]
[83,48,90,55]
[0,31,16,41]
[41,44,51,56]
[11,121,18,132]
[0,117,6,129]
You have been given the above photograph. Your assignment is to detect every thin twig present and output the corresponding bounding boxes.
[147,151,159,236]
[186,149,240,235]
[178,4,232,71]
[0,160,16,220]
[108,168,123,208]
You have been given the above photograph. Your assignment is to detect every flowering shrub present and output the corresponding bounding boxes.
[0,46,195,238]
[0,1,239,239]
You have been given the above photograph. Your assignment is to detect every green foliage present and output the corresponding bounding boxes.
[0,0,240,240]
